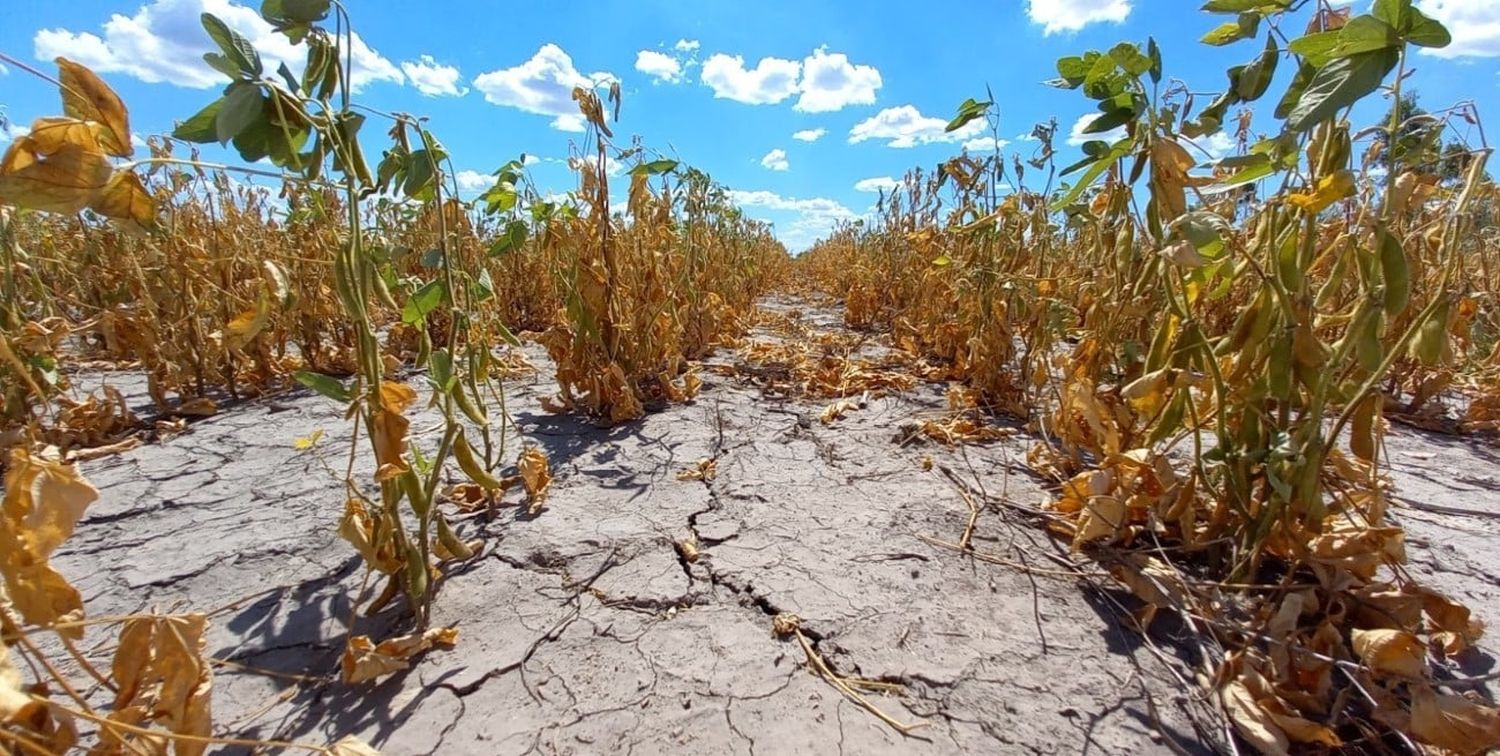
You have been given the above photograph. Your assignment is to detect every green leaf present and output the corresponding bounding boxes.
[1147,37,1163,84]
[1204,154,1278,192]
[1236,35,1280,101]
[295,370,351,402]
[931,255,952,267]
[200,13,262,77]
[1285,48,1399,132]
[1288,30,1342,67]
[401,279,446,325]
[945,98,992,133]
[172,98,224,143]
[1405,8,1451,48]
[1109,43,1152,77]
[473,267,495,303]
[403,149,435,198]
[202,52,241,79]
[1373,0,1410,29]
[488,220,528,256]
[216,83,264,145]
[1050,138,1133,212]
[1201,0,1290,12]
[1330,15,1401,59]
[281,0,330,22]
[429,349,456,391]
[1274,61,1316,120]
[629,158,679,176]
[1201,13,1261,46]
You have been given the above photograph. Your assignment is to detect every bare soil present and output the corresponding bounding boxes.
[51,295,1500,755]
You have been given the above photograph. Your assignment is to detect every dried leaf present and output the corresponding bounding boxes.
[57,57,132,157]
[89,169,155,228]
[1410,685,1500,755]
[1351,627,1427,678]
[329,736,383,756]
[1,448,97,638]
[1221,680,1290,756]
[518,447,551,512]
[341,627,457,684]
[1286,170,1355,213]
[0,135,113,214]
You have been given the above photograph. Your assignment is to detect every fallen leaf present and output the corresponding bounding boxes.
[518,447,551,513]
[1351,628,1427,678]
[342,627,458,684]
[1410,685,1500,755]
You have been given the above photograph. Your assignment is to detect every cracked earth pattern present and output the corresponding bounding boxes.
[46,295,1500,755]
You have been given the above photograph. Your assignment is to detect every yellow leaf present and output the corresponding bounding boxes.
[293,429,324,450]
[0,135,113,214]
[1351,628,1427,678]
[372,381,417,476]
[222,292,270,350]
[88,169,155,228]
[1221,680,1290,756]
[56,57,133,157]
[329,736,383,756]
[0,643,42,723]
[1410,685,1500,755]
[1286,170,1355,214]
[341,627,457,684]
[518,447,551,513]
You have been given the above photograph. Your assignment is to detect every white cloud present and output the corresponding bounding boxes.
[792,128,827,142]
[963,136,1010,153]
[0,63,8,76]
[701,53,801,104]
[1196,131,1236,160]
[701,47,882,112]
[32,0,402,91]
[0,122,31,145]
[849,105,985,148]
[635,50,683,84]
[1414,1,1500,58]
[473,44,616,132]
[522,154,540,166]
[401,55,467,97]
[455,170,492,192]
[854,176,900,192]
[795,46,881,112]
[675,39,700,52]
[760,148,790,171]
[1027,0,1132,35]
[729,189,858,252]
[1066,113,1127,146]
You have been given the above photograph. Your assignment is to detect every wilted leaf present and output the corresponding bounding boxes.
[1410,686,1500,755]
[1286,170,1355,213]
[56,57,132,157]
[341,627,457,684]
[1351,627,1427,678]
[0,136,113,215]
[329,736,383,756]
[518,447,551,513]
[88,169,156,228]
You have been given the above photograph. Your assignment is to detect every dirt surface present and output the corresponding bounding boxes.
[46,295,1500,755]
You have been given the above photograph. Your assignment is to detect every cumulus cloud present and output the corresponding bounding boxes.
[1195,131,1237,160]
[473,44,616,132]
[848,105,985,148]
[0,63,8,76]
[675,39,700,52]
[760,148,790,171]
[1414,1,1500,58]
[1066,113,1128,146]
[792,128,827,142]
[963,136,1010,153]
[0,122,31,145]
[854,176,900,192]
[1027,0,1132,35]
[402,55,467,97]
[701,53,801,104]
[455,170,492,192]
[635,50,683,84]
[32,0,402,91]
[729,189,858,252]
[795,46,881,112]
[702,47,882,110]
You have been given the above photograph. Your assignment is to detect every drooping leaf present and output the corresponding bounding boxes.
[1285,48,1399,133]
[55,58,132,157]
[216,83,265,145]
[88,170,156,228]
[200,13,262,77]
[294,370,352,402]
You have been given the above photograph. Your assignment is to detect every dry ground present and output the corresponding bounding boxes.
[47,295,1500,755]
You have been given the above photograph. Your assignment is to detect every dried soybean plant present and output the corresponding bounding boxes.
[537,89,789,422]
[799,0,1500,750]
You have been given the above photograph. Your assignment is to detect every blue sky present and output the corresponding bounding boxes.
[2,0,1498,250]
